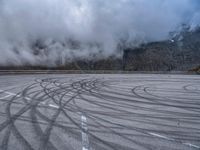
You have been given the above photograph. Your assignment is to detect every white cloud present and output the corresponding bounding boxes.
[0,0,199,65]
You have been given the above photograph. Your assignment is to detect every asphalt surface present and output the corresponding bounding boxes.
[0,74,199,150]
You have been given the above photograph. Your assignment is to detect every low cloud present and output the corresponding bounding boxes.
[0,0,199,66]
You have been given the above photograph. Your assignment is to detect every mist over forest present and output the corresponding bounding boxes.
[0,0,200,68]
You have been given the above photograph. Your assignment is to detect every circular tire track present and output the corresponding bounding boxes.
[0,75,199,150]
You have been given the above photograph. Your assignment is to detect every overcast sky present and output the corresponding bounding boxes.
[0,0,200,65]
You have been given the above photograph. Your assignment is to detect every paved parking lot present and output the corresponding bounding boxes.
[0,74,199,150]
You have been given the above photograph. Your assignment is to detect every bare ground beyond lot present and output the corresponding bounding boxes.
[0,74,199,150]
[0,70,198,75]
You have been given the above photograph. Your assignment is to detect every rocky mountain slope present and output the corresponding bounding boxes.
[123,27,200,71]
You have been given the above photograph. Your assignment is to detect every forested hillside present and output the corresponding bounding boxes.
[123,27,200,71]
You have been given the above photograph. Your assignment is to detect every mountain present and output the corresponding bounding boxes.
[123,27,200,71]
[1,27,200,72]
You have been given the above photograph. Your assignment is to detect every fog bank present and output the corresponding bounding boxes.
[0,0,199,66]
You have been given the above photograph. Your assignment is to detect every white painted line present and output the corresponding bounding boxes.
[149,132,200,149]
[0,90,21,98]
[48,104,59,109]
[183,143,200,149]
[0,94,12,99]
[148,132,173,141]
[82,147,88,150]
[0,89,59,109]
[25,97,31,101]
[81,115,89,150]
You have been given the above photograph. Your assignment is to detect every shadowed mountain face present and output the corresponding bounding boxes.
[123,28,200,71]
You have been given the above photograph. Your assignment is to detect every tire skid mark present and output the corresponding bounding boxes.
[0,76,199,150]
[1,125,12,150]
